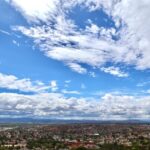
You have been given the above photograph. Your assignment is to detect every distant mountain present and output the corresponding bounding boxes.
[0,118,150,124]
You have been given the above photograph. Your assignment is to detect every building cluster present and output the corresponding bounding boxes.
[0,124,150,149]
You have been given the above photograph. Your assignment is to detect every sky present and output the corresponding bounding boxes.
[0,0,150,120]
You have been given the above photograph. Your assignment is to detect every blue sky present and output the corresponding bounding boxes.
[0,0,150,120]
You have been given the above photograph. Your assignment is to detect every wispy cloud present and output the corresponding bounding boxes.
[7,0,150,74]
[61,89,80,95]
[137,81,150,87]
[67,63,87,74]
[101,66,129,78]
[65,80,71,84]
[0,29,10,35]
[89,72,96,78]
[12,40,20,46]
[50,80,58,92]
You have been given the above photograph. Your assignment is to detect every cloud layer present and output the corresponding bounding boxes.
[0,92,150,120]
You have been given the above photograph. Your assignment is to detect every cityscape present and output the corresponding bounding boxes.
[0,123,150,150]
[1,0,150,149]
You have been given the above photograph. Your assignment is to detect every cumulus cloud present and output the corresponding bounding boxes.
[0,92,96,118]
[113,0,150,70]
[0,72,50,93]
[0,92,150,120]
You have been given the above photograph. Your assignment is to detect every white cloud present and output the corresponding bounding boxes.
[8,0,150,75]
[64,80,71,87]
[9,1,126,76]
[3,0,150,120]
[0,92,96,118]
[112,0,150,70]
[61,89,80,95]
[0,72,49,93]
[6,0,59,23]
[50,80,58,92]
[0,29,10,35]
[101,66,129,77]
[89,71,96,78]
[137,81,150,87]
[67,63,87,74]
[65,80,71,83]
[0,92,150,120]
[145,89,150,94]
[12,40,19,46]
